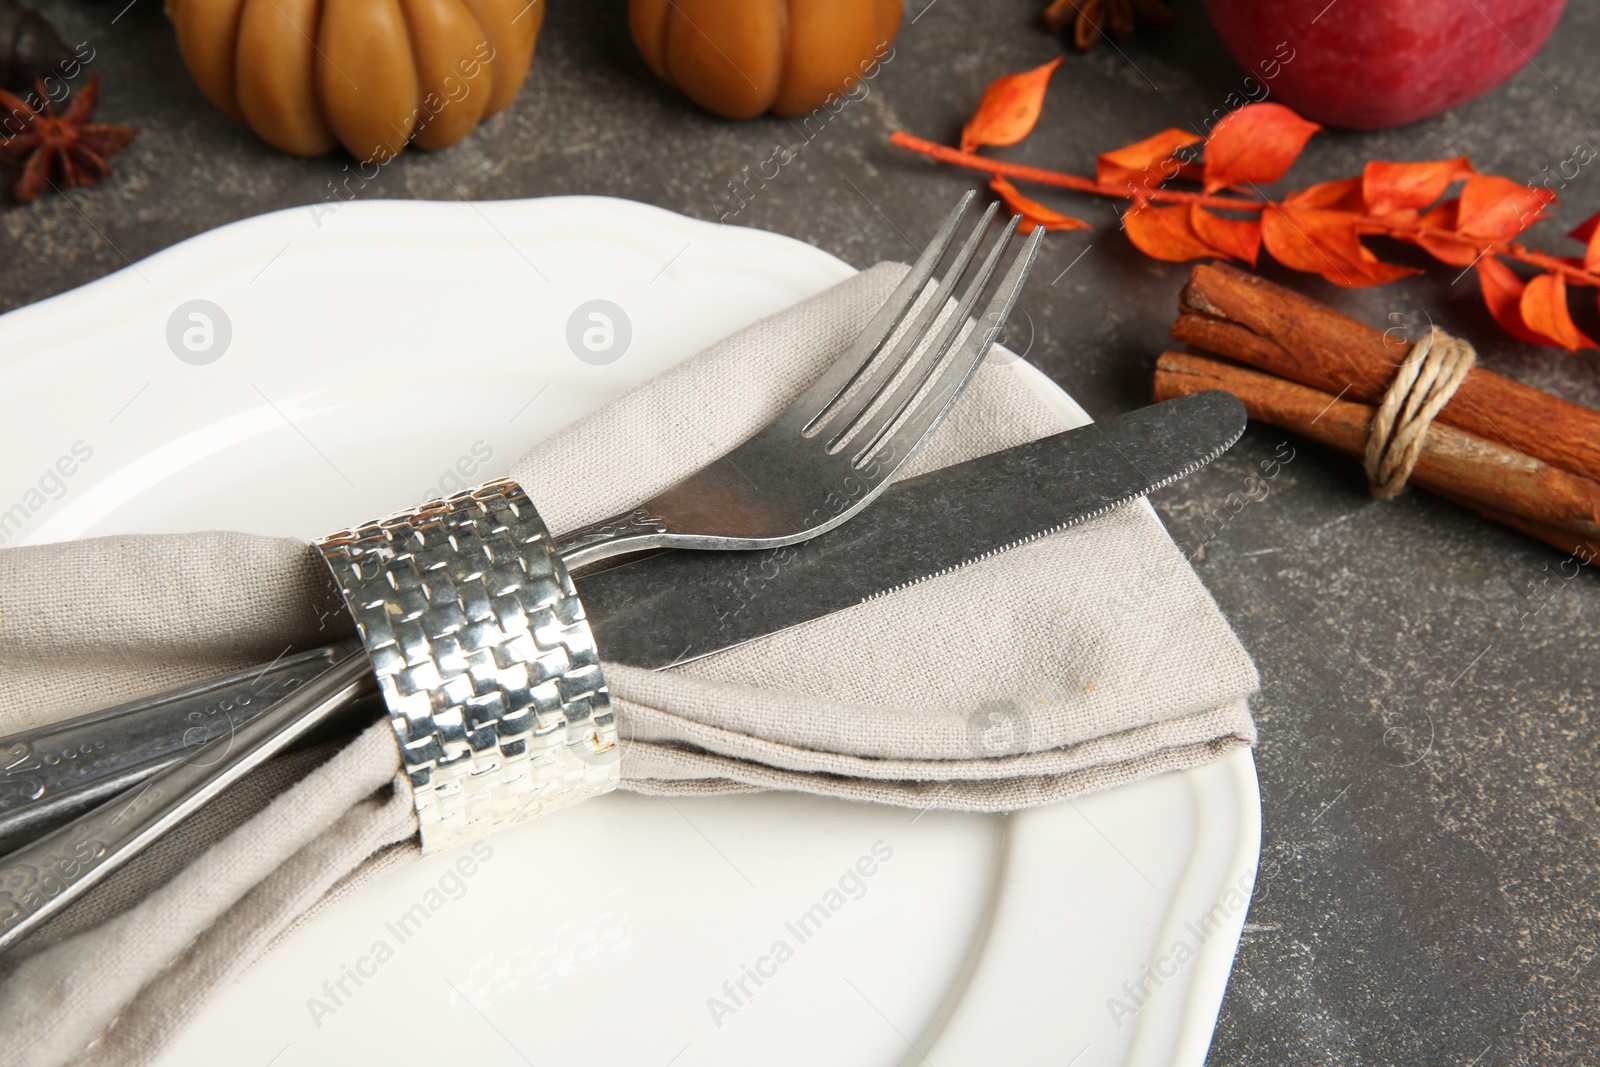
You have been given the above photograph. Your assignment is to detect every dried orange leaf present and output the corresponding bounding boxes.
[1415,236,1482,267]
[1346,249,1425,285]
[1456,175,1555,240]
[1283,177,1364,212]
[1345,256,1419,287]
[1414,236,1482,268]
[1361,158,1476,216]
[1122,201,1216,262]
[1096,128,1201,190]
[989,177,1092,233]
[1259,205,1355,280]
[1519,271,1595,351]
[1259,204,1419,287]
[1411,198,1483,267]
[1202,103,1321,194]
[1475,257,1555,346]
[1569,209,1600,243]
[960,58,1062,153]
[1568,208,1600,273]
[1189,205,1260,266]
[1418,198,1458,228]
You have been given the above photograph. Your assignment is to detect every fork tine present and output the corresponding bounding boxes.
[822,200,1000,449]
[839,213,1018,459]
[794,190,977,433]
[854,223,1043,468]
[835,211,1016,456]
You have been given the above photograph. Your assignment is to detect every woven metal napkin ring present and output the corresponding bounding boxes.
[314,478,618,854]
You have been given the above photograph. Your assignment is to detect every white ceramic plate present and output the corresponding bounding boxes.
[0,197,1259,1067]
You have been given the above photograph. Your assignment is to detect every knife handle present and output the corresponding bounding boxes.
[0,518,613,857]
[0,651,374,956]
[0,641,367,856]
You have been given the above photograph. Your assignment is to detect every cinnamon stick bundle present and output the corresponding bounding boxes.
[1153,351,1600,559]
[1173,263,1600,485]
[1158,264,1600,561]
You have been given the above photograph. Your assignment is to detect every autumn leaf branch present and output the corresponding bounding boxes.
[888,58,1600,351]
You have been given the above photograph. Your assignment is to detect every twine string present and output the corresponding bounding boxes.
[1363,326,1477,500]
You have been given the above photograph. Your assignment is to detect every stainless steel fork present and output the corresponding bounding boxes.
[554,190,1042,568]
[0,194,1043,953]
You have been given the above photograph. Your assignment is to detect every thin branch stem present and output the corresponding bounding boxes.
[889,131,1263,212]
[1378,225,1600,287]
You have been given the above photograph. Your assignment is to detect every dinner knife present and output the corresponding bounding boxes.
[0,390,1245,951]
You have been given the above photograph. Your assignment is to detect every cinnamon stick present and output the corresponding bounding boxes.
[1173,263,1600,485]
[1153,350,1600,539]
[1429,489,1600,563]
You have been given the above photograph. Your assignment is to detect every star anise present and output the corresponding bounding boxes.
[0,74,136,202]
[1042,0,1173,51]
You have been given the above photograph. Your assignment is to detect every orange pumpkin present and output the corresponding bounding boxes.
[166,0,544,162]
[630,0,901,120]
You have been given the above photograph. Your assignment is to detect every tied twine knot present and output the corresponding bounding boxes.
[1363,326,1476,500]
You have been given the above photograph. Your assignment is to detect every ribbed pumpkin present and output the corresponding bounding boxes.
[629,0,900,120]
[166,0,543,162]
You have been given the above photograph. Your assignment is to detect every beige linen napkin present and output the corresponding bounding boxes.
[0,262,1257,1066]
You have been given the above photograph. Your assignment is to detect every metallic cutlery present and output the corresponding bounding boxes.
[0,391,1249,874]
[553,189,1042,568]
[0,193,1046,953]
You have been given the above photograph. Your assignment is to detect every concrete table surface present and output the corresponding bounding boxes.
[3,2,1597,1064]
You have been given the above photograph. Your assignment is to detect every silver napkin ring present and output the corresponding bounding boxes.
[314,479,618,854]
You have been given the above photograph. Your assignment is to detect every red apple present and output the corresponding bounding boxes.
[1201,0,1566,130]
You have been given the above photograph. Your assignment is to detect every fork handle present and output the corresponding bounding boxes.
[0,652,374,956]
[0,641,367,856]
[0,517,657,862]
[552,506,672,569]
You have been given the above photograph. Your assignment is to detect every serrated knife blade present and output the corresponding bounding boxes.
[577,389,1246,668]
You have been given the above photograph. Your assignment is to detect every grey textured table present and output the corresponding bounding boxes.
[4,2,1598,1064]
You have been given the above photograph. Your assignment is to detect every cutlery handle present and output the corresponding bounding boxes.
[0,493,637,951]
[0,521,625,858]
[0,641,367,854]
[0,652,373,956]
[552,507,671,569]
